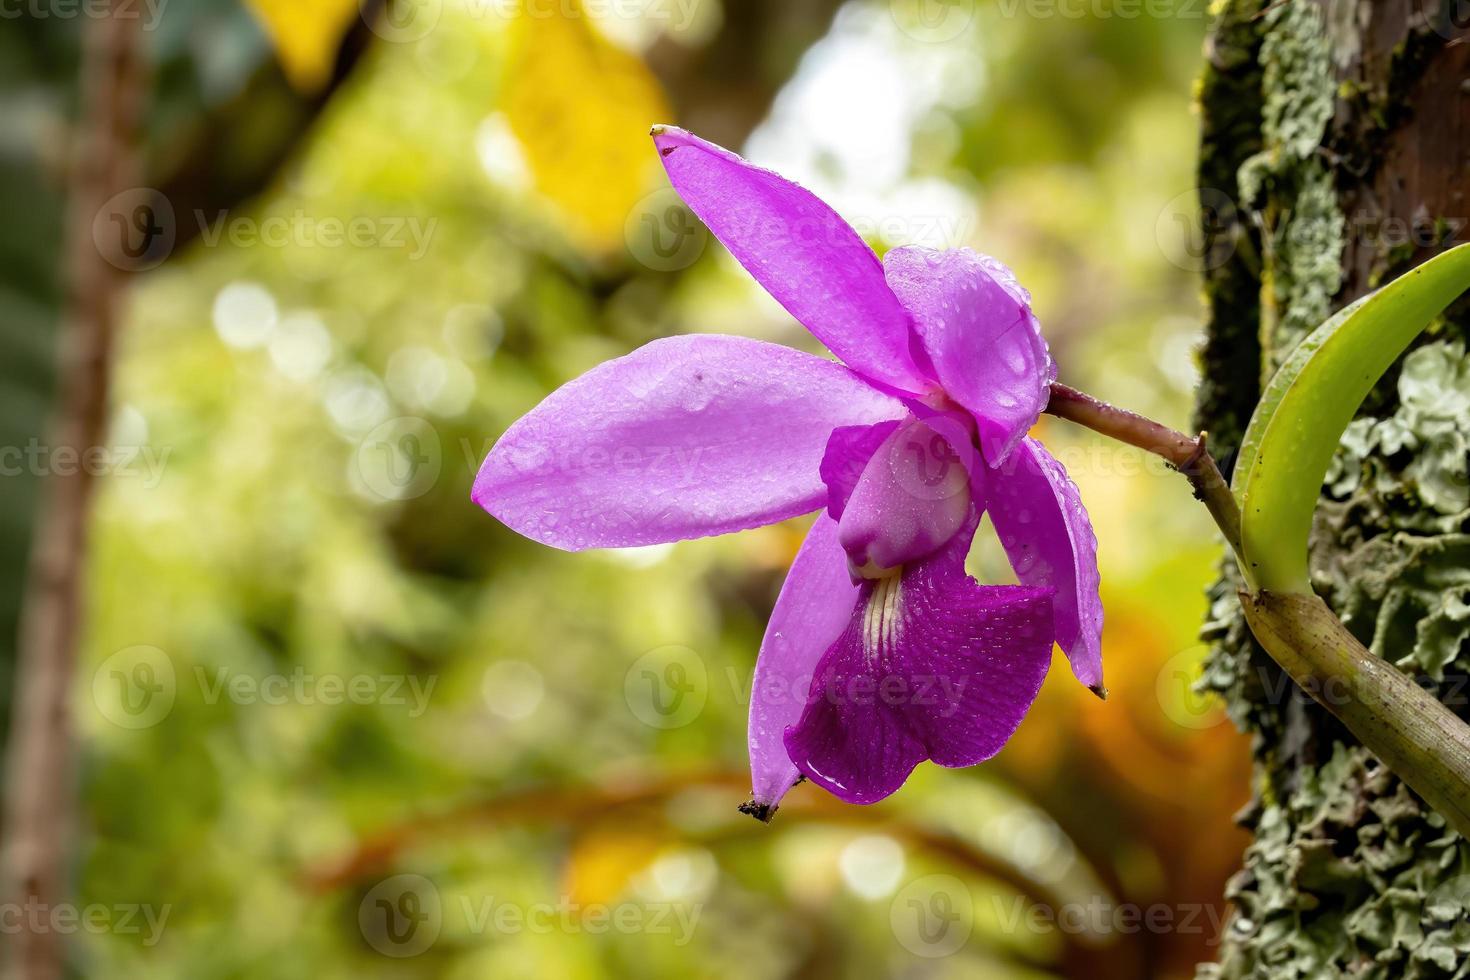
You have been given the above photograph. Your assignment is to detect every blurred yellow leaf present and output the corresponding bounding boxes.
[560,829,664,907]
[503,3,671,253]
[245,0,361,93]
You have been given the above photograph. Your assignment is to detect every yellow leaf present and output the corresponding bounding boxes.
[245,0,362,93]
[560,830,664,907]
[503,3,672,253]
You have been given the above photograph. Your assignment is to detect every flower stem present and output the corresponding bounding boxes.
[1043,383,1243,558]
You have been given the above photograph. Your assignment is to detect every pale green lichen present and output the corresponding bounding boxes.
[1256,0,1335,161]
[1197,745,1470,980]
[1202,340,1470,974]
[1235,0,1345,371]
[1325,341,1470,521]
[1196,3,1470,977]
[1313,343,1470,684]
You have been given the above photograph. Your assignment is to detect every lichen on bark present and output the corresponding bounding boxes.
[1236,0,1344,372]
[1194,2,1470,976]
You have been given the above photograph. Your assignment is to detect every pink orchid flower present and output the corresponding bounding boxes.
[473,127,1103,820]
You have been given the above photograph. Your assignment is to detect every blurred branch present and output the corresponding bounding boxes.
[0,6,144,979]
[304,772,1048,897]
[304,771,1141,974]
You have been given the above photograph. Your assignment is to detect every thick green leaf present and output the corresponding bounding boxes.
[1234,243,1470,593]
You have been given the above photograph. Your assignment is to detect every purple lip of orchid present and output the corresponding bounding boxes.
[472,125,1104,820]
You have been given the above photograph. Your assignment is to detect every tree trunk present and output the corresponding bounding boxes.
[1194,2,1470,977]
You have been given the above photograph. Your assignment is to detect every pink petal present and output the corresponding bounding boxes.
[833,414,979,573]
[817,422,900,521]
[652,127,932,395]
[743,514,860,819]
[986,437,1104,690]
[782,517,1055,805]
[473,335,905,550]
[883,246,1056,465]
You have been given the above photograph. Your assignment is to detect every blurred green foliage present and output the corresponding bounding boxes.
[3,1,1254,976]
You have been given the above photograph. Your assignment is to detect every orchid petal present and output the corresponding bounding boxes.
[782,517,1055,805]
[817,421,900,521]
[884,246,1056,465]
[474,335,905,550]
[744,514,860,818]
[652,127,932,394]
[833,414,979,573]
[987,437,1104,690]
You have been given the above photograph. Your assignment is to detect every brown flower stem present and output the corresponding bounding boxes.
[1044,382,1243,560]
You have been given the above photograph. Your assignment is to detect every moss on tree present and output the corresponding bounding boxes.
[1194,2,1470,976]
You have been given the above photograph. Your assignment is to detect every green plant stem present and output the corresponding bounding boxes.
[1242,591,1470,837]
[1046,381,1470,838]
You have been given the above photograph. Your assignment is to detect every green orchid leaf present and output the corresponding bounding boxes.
[1234,243,1470,594]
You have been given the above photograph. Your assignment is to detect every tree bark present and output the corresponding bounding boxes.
[1194,2,1470,977]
